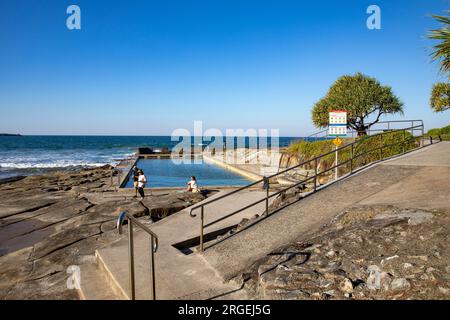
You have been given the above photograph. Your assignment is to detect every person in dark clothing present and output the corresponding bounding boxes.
[132,166,140,198]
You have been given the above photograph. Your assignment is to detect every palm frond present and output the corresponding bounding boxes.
[428,13,450,75]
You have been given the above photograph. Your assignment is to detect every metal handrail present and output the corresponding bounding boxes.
[190,122,425,251]
[117,211,158,300]
[306,120,424,141]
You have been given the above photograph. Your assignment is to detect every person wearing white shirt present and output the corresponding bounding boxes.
[137,170,147,200]
[186,176,199,193]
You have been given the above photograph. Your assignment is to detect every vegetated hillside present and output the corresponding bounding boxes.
[426,124,450,141]
[280,131,416,172]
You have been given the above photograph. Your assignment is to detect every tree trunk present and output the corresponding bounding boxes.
[356,124,368,136]
[357,129,367,136]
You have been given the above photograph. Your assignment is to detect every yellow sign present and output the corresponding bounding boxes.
[332,137,343,147]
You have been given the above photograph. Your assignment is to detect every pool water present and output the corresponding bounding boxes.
[124,159,252,188]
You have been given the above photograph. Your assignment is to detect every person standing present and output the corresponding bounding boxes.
[132,166,140,198]
[137,170,147,200]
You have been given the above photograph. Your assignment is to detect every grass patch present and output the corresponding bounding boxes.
[425,124,450,141]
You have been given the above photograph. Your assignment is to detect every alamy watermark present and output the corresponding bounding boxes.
[170,121,281,176]
[367,5,381,30]
[66,265,81,290]
[66,5,81,30]
[66,5,381,31]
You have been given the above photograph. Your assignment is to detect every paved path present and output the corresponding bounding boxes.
[359,142,450,211]
[202,142,450,280]
[383,141,450,167]
[96,189,272,299]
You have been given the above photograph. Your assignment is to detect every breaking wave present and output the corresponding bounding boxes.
[0,161,109,169]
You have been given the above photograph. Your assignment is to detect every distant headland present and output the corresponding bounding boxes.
[0,133,21,136]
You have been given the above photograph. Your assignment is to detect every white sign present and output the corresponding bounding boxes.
[328,110,347,137]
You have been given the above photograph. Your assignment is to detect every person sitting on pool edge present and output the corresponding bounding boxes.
[186,176,199,193]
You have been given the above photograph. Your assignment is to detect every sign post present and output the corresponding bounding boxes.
[328,111,347,180]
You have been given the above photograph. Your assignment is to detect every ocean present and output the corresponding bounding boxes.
[0,135,301,180]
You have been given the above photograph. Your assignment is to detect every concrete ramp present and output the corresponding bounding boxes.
[201,142,450,280]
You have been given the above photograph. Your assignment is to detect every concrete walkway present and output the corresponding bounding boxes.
[359,141,450,211]
[95,188,272,299]
[202,142,450,280]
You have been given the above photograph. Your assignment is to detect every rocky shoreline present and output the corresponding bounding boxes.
[0,166,207,299]
[1,161,449,300]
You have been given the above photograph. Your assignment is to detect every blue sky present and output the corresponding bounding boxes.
[0,0,449,136]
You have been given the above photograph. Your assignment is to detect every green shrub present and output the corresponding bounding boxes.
[427,128,442,136]
[426,124,450,136]
[440,125,450,134]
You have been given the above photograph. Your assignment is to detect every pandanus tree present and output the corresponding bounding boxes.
[311,73,404,136]
[430,82,450,112]
[429,13,450,75]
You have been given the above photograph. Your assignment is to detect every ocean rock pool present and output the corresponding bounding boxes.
[123,159,252,188]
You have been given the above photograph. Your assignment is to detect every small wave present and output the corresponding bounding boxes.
[0,162,109,169]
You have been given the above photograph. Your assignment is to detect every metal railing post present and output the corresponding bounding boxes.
[128,220,136,300]
[314,158,318,192]
[200,206,204,252]
[402,130,406,153]
[350,144,354,174]
[265,177,269,216]
[150,235,156,300]
[379,134,383,160]
[117,212,159,301]
[421,125,424,147]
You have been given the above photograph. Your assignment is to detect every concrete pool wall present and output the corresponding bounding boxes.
[201,154,263,181]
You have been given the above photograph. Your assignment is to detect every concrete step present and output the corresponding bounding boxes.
[90,189,272,300]
[95,237,243,300]
[77,255,128,300]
